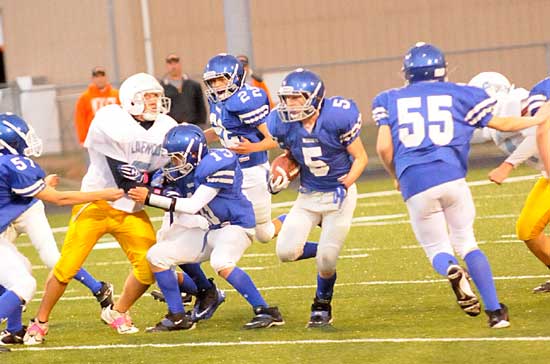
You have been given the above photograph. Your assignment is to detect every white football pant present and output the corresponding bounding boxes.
[276,184,357,273]
[405,178,479,263]
[241,163,275,243]
[147,213,254,273]
[0,200,60,268]
[0,238,36,303]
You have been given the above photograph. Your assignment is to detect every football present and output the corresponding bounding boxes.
[271,151,300,182]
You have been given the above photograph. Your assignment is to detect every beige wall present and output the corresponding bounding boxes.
[1,0,549,153]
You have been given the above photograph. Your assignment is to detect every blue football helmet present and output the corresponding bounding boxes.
[277,68,325,122]
[403,42,447,83]
[162,124,208,181]
[0,113,43,157]
[203,53,246,103]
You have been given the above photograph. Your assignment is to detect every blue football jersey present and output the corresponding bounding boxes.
[208,84,270,168]
[268,96,362,192]
[175,148,255,229]
[372,81,496,200]
[527,77,550,116]
[0,155,46,233]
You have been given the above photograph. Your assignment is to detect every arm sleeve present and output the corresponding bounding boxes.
[173,184,219,214]
[372,93,390,126]
[105,156,145,192]
[504,135,539,167]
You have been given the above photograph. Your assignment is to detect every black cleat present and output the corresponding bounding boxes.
[307,297,333,328]
[485,303,510,329]
[0,326,26,345]
[243,306,285,329]
[447,265,481,317]
[191,279,225,322]
[145,311,196,333]
[94,281,114,309]
[532,280,550,293]
[150,289,193,305]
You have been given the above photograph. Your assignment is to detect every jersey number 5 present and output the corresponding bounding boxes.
[397,95,454,147]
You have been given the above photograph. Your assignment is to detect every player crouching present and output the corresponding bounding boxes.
[127,124,284,331]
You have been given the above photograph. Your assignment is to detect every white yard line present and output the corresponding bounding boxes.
[11,335,550,352]
[30,274,550,303]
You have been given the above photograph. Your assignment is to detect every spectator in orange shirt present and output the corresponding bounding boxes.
[74,66,119,145]
[236,55,274,108]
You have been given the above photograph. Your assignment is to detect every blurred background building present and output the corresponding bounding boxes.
[0,0,549,170]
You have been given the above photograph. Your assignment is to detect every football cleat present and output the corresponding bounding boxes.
[191,279,225,322]
[23,319,48,345]
[0,326,26,345]
[150,289,193,306]
[447,265,481,317]
[485,303,510,329]
[307,297,333,328]
[532,280,550,293]
[145,311,196,333]
[100,305,139,334]
[94,281,114,309]
[243,306,285,329]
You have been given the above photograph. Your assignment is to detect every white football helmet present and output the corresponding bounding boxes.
[119,73,171,121]
[468,72,513,98]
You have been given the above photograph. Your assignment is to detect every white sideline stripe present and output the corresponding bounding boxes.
[31,274,550,303]
[13,336,550,352]
[45,173,539,234]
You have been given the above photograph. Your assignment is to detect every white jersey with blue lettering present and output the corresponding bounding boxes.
[82,104,177,212]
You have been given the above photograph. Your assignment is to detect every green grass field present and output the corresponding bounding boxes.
[4,166,550,364]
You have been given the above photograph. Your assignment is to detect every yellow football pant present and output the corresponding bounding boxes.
[54,201,156,285]
[516,178,550,241]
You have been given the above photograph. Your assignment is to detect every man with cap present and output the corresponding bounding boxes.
[160,54,207,125]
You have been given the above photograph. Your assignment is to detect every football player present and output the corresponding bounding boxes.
[24,73,178,345]
[267,69,368,328]
[0,113,122,347]
[127,124,284,330]
[516,76,550,293]
[374,42,550,328]
[202,53,283,244]
[468,72,540,184]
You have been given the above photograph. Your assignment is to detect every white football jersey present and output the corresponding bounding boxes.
[82,104,177,212]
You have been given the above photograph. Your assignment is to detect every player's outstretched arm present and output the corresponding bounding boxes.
[488,101,550,131]
[35,185,123,206]
[129,185,218,215]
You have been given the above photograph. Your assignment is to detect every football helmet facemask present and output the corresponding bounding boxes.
[119,73,171,121]
[162,124,208,181]
[0,113,43,157]
[203,53,246,103]
[277,68,325,122]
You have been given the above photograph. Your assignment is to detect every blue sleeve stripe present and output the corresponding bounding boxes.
[12,180,46,197]
[465,98,497,125]
[238,105,270,124]
[527,94,547,116]
[340,116,362,144]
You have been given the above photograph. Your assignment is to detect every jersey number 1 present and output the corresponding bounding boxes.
[397,95,454,147]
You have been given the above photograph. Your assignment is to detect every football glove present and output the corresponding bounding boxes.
[117,164,149,184]
[333,185,347,209]
[268,167,290,194]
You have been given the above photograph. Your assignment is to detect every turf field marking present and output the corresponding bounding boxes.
[31,274,550,302]
[12,335,550,352]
